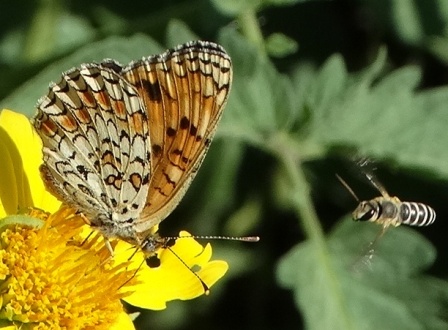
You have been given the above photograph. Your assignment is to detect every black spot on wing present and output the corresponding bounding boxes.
[152,144,162,157]
[142,79,162,102]
[167,127,176,137]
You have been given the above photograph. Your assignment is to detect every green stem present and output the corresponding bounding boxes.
[269,132,355,329]
[272,135,326,243]
[23,0,61,63]
[237,9,266,58]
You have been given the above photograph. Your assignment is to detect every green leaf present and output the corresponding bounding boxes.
[165,19,200,48]
[265,32,298,58]
[302,50,448,178]
[389,0,424,46]
[93,6,129,35]
[210,0,262,17]
[266,0,309,4]
[22,0,62,63]
[224,194,262,236]
[52,13,96,57]
[219,36,448,181]
[0,28,26,66]
[218,28,298,148]
[306,54,348,113]
[25,5,96,64]
[427,36,448,65]
[211,0,315,16]
[0,34,163,117]
[277,219,447,330]
[181,140,246,234]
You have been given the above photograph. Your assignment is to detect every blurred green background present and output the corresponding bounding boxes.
[3,0,448,329]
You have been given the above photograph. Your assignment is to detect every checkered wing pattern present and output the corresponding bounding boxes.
[33,64,151,238]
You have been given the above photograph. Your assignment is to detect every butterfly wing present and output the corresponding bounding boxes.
[121,41,232,233]
[33,64,151,238]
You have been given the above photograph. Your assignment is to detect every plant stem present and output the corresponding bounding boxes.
[23,0,61,63]
[273,135,326,244]
[238,9,266,58]
[270,132,355,330]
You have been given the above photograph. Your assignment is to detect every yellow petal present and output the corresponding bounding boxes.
[0,133,18,217]
[110,312,136,330]
[0,109,61,215]
[117,231,228,310]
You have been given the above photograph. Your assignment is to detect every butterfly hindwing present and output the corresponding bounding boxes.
[33,64,151,237]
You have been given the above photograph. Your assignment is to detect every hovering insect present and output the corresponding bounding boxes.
[337,159,435,268]
[338,158,436,229]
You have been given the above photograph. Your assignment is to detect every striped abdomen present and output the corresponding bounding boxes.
[399,202,436,226]
[353,197,436,227]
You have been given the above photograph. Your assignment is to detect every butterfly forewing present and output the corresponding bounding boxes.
[121,41,232,233]
[33,64,151,239]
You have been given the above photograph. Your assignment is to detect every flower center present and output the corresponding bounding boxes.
[0,207,137,329]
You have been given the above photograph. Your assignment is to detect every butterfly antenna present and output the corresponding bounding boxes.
[166,246,210,295]
[165,235,260,243]
[159,235,260,294]
[336,174,360,202]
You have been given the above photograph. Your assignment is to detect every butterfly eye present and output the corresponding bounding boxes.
[146,255,161,268]
[165,238,176,247]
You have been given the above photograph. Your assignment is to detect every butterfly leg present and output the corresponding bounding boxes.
[77,212,115,256]
[103,236,115,257]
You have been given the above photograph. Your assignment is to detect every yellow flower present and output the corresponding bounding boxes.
[114,231,227,310]
[0,109,60,216]
[0,207,136,329]
[0,109,229,329]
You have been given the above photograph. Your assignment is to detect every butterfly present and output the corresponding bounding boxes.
[32,41,233,255]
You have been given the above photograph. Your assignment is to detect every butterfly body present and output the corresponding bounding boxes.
[33,41,232,253]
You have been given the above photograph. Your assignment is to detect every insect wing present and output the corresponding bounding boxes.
[356,157,390,198]
[351,225,388,274]
[121,41,233,232]
[33,64,151,227]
